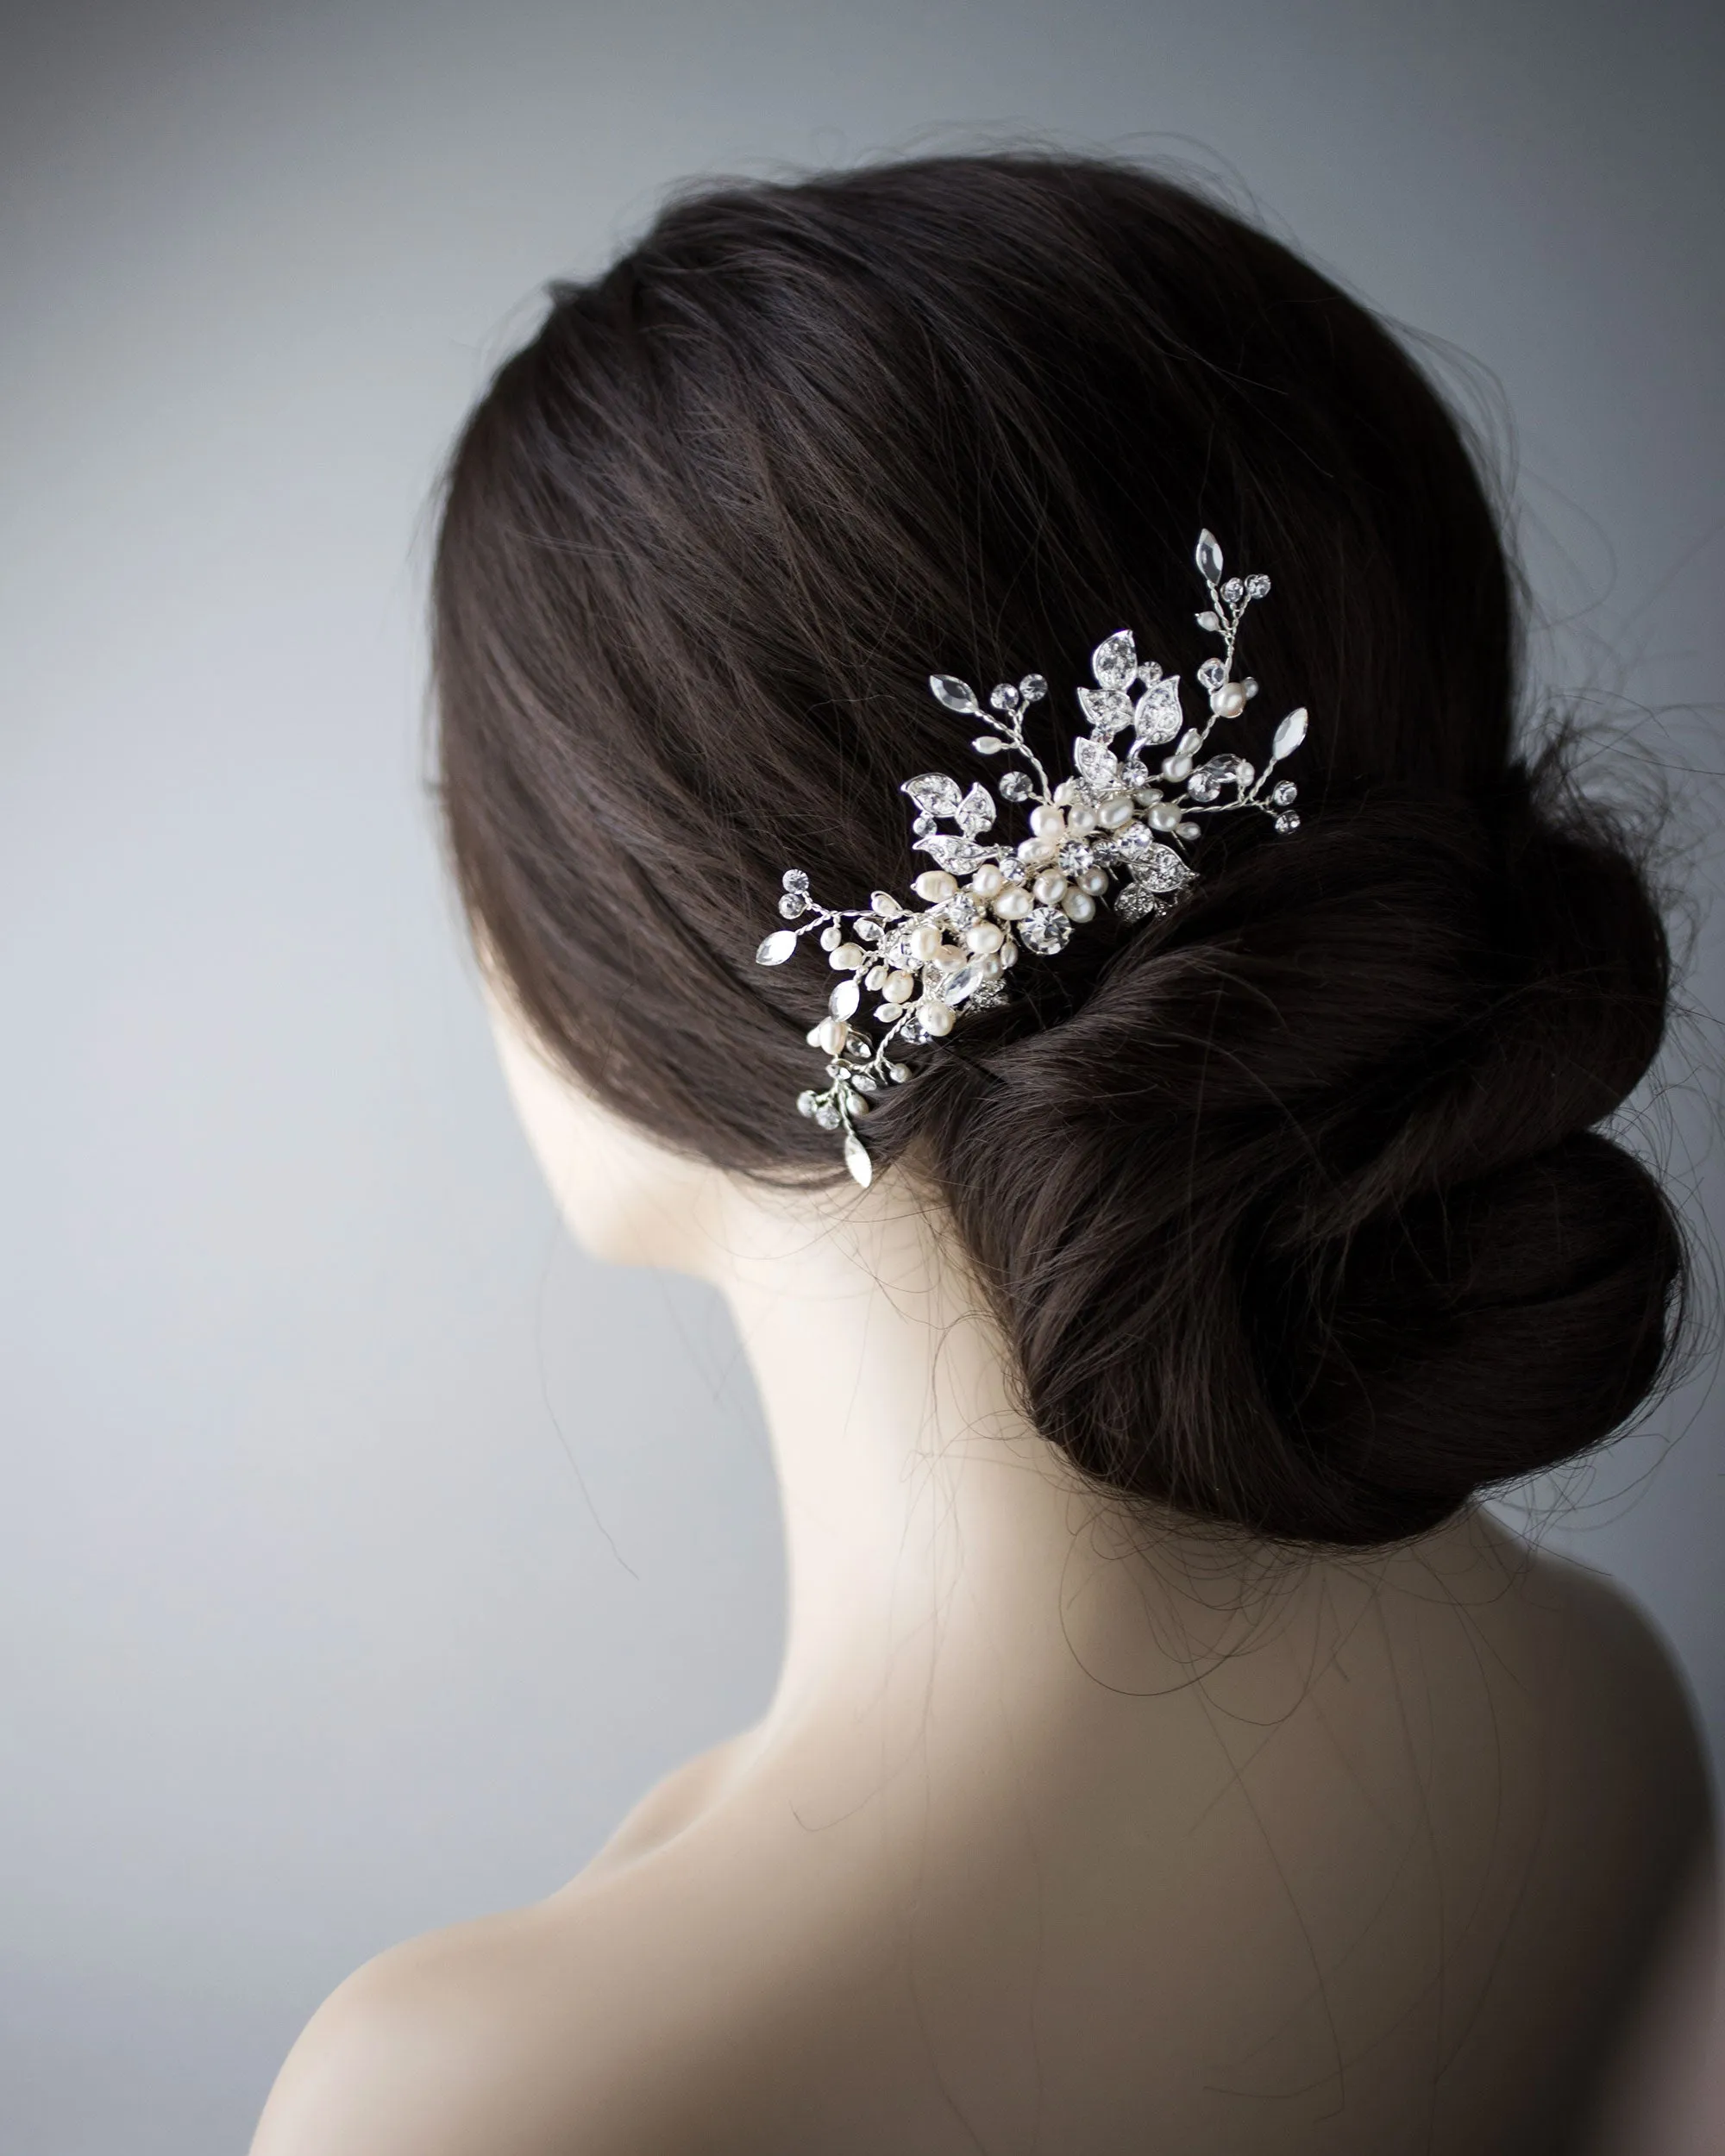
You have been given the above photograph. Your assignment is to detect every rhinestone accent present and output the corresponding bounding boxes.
[756,530,1308,1181]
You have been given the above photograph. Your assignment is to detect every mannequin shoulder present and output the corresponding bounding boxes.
[248,1894,758,2156]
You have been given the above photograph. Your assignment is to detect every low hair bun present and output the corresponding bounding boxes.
[904,786,1686,1545]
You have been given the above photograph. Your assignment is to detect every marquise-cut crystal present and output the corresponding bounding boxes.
[929,676,978,713]
[828,979,860,1019]
[1195,530,1225,583]
[756,929,799,965]
[941,961,987,1005]
[843,1131,873,1188]
[1273,707,1308,760]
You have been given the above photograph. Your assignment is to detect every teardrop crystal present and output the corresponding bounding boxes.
[843,1131,874,1187]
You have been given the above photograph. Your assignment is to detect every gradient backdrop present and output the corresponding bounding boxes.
[2,3,1721,2150]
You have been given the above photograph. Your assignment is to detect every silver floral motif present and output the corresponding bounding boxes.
[755,532,1311,1184]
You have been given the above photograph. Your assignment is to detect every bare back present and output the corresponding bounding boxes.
[253,1516,1709,2156]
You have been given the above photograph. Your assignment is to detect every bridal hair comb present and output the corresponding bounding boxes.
[756,532,1309,1186]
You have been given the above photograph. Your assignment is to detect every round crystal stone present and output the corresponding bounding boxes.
[1272,780,1297,806]
[1057,839,1095,874]
[778,891,807,918]
[813,1100,841,1130]
[1019,904,1073,956]
[998,771,1033,802]
[1275,811,1302,833]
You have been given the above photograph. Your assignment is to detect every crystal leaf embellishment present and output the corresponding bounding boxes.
[1073,736,1120,793]
[1272,707,1308,760]
[901,773,964,817]
[1090,630,1138,689]
[1132,677,1182,744]
[759,531,1310,1174]
[1077,686,1132,735]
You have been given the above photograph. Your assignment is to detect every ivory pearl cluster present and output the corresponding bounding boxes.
[756,531,1310,1185]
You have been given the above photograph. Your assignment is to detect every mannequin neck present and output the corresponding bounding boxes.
[706,1165,1320,1750]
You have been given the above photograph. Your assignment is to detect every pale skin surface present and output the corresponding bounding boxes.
[251,982,1712,2156]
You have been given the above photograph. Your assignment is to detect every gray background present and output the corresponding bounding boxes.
[1,2,1720,2150]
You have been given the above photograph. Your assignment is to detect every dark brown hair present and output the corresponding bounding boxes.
[434,153,1685,1547]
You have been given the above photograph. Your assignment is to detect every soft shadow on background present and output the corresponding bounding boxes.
[1,3,1720,2149]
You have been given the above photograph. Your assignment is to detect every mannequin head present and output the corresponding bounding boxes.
[436,154,1684,1546]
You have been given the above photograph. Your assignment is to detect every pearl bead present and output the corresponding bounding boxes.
[1148,801,1182,830]
[1032,869,1067,906]
[819,924,842,950]
[1210,683,1247,718]
[1052,780,1080,806]
[980,955,1001,978]
[998,936,1019,966]
[1062,889,1096,923]
[815,1017,850,1055]
[1161,755,1192,781]
[918,1000,957,1037]
[1029,803,1065,838]
[994,886,1032,921]
[1018,836,1058,866]
[909,922,944,962]
[966,920,1004,954]
[970,863,1006,900]
[882,970,916,1002]
[1066,802,1099,836]
[1176,821,1201,840]
[829,942,866,970]
[913,869,958,902]
[865,965,887,991]
[1079,867,1108,896]
[1099,795,1135,830]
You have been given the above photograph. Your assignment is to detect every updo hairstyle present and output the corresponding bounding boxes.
[433,154,1686,1549]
